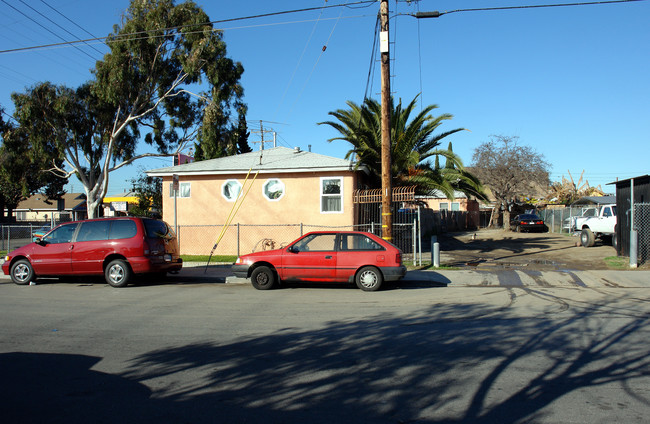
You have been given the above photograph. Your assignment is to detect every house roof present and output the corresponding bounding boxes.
[15,193,86,211]
[570,195,616,206]
[145,146,365,177]
[608,174,650,186]
[417,190,468,199]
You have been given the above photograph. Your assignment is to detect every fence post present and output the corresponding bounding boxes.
[237,223,240,257]
[412,220,416,263]
[417,206,422,266]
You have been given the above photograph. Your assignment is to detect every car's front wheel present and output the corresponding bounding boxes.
[580,228,595,247]
[356,266,383,292]
[10,259,34,285]
[105,259,131,288]
[251,266,276,290]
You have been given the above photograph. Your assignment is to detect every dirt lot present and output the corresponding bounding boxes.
[437,229,624,271]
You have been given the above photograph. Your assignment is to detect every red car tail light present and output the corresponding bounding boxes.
[396,252,402,264]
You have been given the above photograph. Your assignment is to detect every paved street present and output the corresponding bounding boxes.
[1,268,649,423]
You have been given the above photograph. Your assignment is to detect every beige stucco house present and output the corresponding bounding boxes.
[11,193,86,223]
[146,146,367,255]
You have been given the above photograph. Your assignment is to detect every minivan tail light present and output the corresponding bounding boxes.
[396,253,402,264]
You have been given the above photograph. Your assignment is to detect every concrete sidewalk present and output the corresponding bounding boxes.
[3,259,648,289]
[209,263,650,289]
[403,269,650,289]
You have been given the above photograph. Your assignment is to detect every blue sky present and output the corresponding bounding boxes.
[1,0,648,196]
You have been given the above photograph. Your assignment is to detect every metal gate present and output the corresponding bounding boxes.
[353,187,421,261]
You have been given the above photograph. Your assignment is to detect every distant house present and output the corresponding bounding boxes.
[146,146,368,255]
[417,190,481,230]
[11,193,86,223]
[570,195,616,206]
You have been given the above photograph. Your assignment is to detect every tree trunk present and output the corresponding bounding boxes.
[504,209,511,231]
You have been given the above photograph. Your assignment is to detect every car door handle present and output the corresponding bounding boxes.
[325,255,333,259]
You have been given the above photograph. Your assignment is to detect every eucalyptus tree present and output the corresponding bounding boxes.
[11,0,246,218]
[319,96,486,200]
[0,106,66,220]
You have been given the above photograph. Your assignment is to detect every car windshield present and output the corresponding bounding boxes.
[518,214,540,220]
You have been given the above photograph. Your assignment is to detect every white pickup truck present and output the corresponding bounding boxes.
[578,204,617,248]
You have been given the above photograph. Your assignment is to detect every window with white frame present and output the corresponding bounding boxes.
[222,180,242,202]
[169,182,191,198]
[263,179,285,201]
[321,177,343,213]
[439,202,460,211]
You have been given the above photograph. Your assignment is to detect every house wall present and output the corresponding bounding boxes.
[161,171,359,255]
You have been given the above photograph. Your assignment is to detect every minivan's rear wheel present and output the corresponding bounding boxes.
[10,259,33,285]
[356,266,383,292]
[250,266,276,290]
[105,259,131,288]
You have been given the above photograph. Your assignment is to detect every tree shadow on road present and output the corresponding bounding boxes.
[119,299,649,423]
[4,295,649,423]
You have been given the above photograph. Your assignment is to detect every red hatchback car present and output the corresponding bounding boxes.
[3,217,182,287]
[233,231,406,291]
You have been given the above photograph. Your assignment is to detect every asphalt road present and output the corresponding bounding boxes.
[1,269,649,423]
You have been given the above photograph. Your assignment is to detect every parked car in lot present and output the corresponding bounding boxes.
[233,231,407,291]
[510,214,547,233]
[31,225,52,241]
[3,217,182,287]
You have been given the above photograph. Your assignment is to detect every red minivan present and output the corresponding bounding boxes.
[2,217,182,287]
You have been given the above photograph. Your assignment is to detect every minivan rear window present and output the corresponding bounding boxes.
[109,220,137,240]
[143,219,173,239]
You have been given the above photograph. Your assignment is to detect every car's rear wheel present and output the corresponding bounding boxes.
[580,228,595,247]
[10,259,33,285]
[356,266,383,292]
[251,266,276,290]
[105,259,131,288]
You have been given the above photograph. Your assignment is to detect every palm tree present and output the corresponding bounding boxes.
[319,95,486,200]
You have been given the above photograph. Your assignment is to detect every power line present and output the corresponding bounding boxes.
[0,1,377,55]
[409,0,647,18]
[0,0,99,61]
[37,0,106,55]
[273,0,329,120]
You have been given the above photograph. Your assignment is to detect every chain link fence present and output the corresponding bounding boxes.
[634,203,650,265]
[177,222,419,260]
[0,224,46,253]
[538,206,602,234]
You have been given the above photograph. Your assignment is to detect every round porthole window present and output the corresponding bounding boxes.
[263,179,285,201]
[222,180,242,201]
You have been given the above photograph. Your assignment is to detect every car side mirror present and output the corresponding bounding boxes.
[288,245,299,253]
[35,238,45,245]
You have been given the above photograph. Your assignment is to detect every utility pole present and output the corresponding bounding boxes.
[379,0,392,241]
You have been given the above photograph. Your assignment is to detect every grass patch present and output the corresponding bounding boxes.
[181,254,237,263]
[604,256,628,269]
